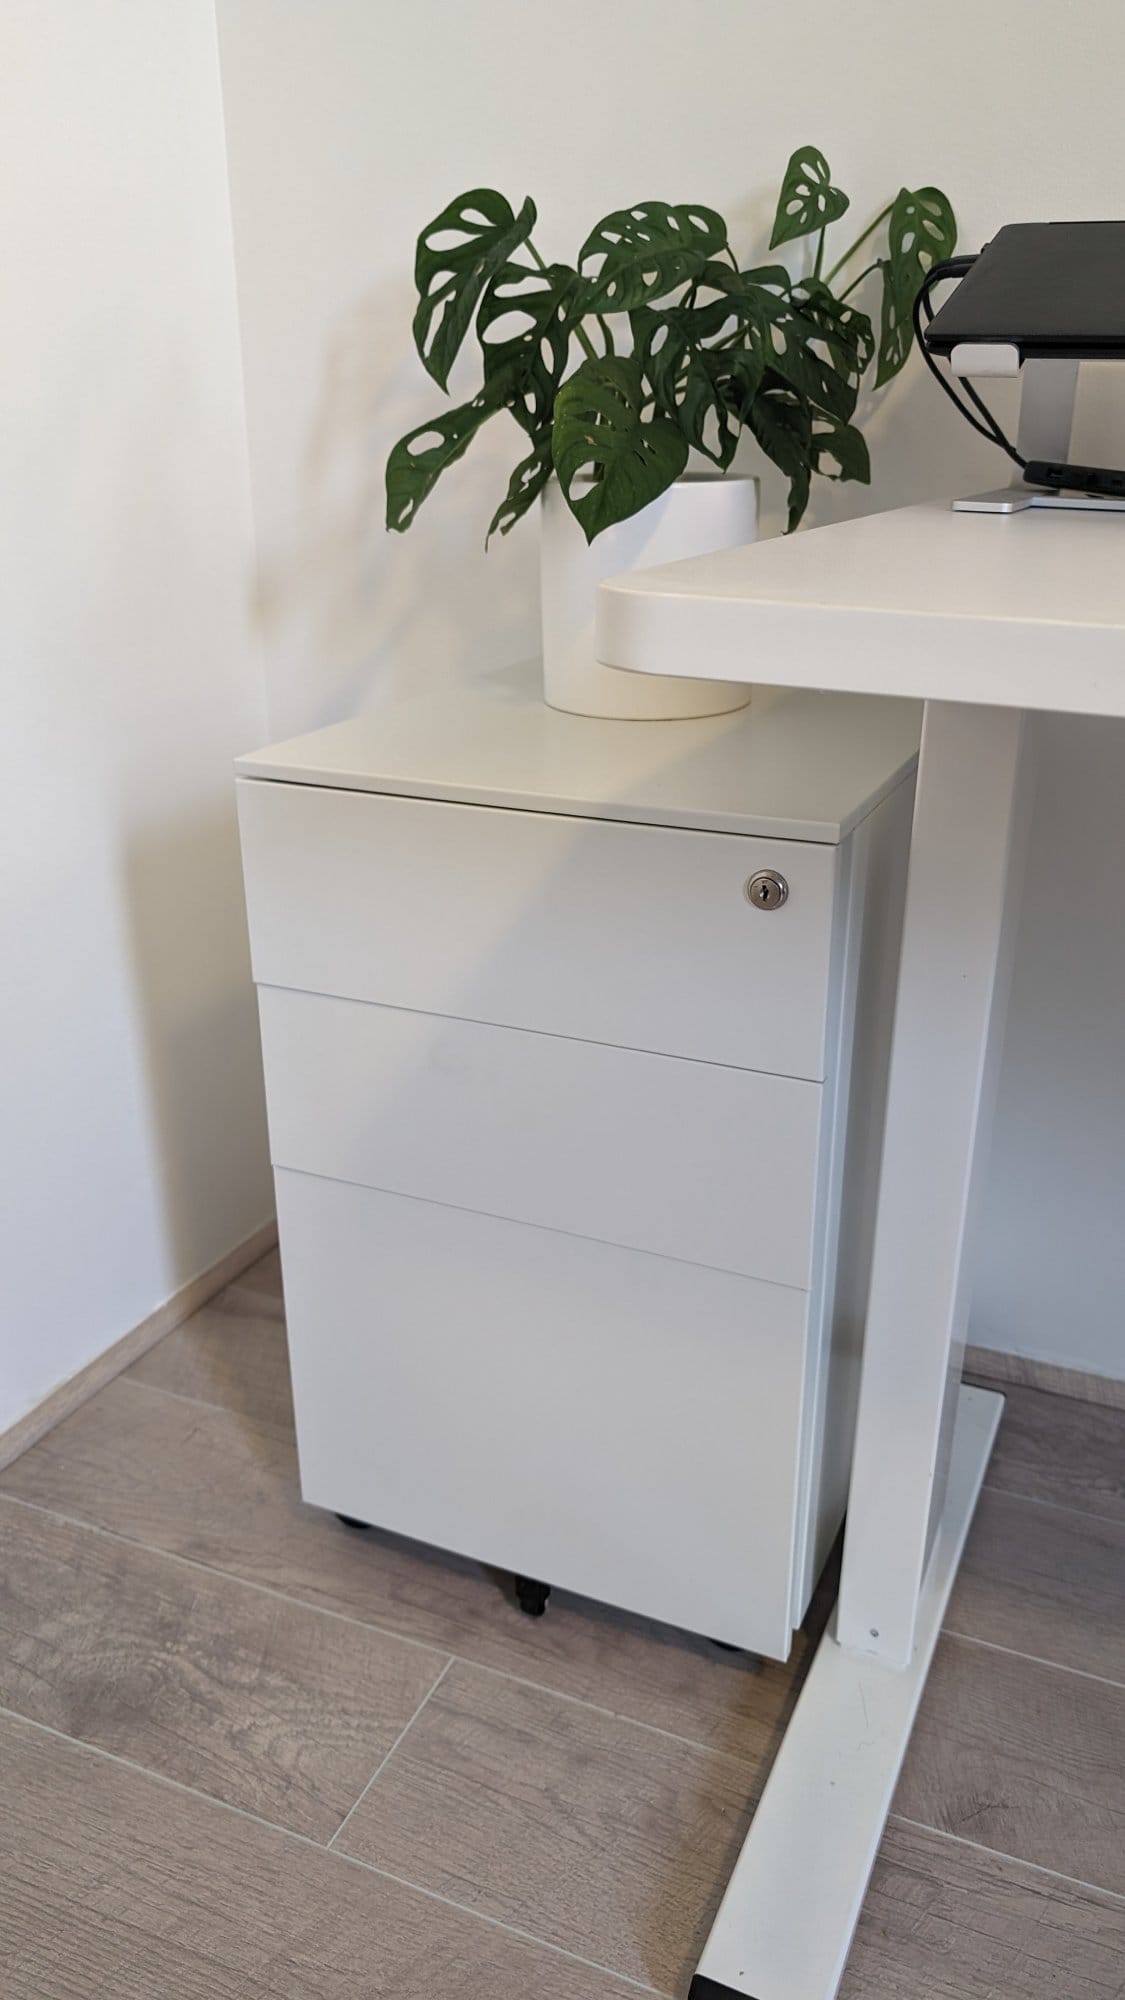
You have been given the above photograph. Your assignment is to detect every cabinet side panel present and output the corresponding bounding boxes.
[793,777,916,1617]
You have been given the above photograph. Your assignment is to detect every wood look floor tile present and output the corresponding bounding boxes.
[0,1379,805,1761]
[0,1713,642,2000]
[986,1384,1125,1522]
[895,1634,1125,1895]
[127,1294,295,1433]
[967,1349,1125,1414]
[948,1487,1125,1683]
[0,1496,445,1840]
[335,1659,758,1993]
[844,1819,1125,1999]
[223,1247,285,1318]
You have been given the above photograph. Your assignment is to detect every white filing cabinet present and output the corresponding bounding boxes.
[236,667,919,1658]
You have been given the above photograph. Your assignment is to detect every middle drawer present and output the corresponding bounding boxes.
[259,986,823,1290]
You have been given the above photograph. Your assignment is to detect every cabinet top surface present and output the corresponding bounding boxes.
[596,502,1125,717]
[236,662,919,844]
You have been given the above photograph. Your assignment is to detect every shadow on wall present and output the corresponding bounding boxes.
[972,711,1125,1379]
[250,249,1019,742]
[249,222,1106,743]
[121,798,273,1291]
[253,275,540,738]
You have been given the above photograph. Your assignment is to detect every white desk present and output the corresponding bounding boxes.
[597,500,1125,2000]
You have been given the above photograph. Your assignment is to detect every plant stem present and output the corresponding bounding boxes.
[823,202,894,286]
[812,226,826,283]
[526,238,598,362]
[839,260,881,301]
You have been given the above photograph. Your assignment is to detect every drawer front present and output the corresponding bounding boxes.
[277,1169,809,1656]
[237,778,838,1078]
[259,987,823,1289]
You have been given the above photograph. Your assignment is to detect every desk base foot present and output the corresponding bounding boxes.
[692,1383,1002,2000]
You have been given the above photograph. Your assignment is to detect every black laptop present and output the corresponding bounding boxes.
[925,220,1125,362]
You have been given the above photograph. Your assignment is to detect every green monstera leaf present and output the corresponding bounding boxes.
[762,305,860,423]
[477,260,583,433]
[770,146,849,250]
[386,388,506,532]
[486,431,554,542]
[633,288,764,469]
[748,373,814,531]
[755,279,874,432]
[792,279,875,381]
[387,162,954,546]
[412,189,537,391]
[579,203,728,313]
[888,186,957,292]
[875,186,957,385]
[632,262,792,467]
[552,355,688,543]
[813,414,871,483]
[874,263,915,388]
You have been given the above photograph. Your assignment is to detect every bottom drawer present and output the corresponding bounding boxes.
[276,1168,811,1658]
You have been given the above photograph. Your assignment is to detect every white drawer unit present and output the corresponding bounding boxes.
[237,671,920,1657]
[236,781,838,1078]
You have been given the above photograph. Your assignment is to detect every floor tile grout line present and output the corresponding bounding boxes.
[11,1459,1117,1766]
[8,1380,1120,1987]
[0,1699,369,1856]
[325,1854,673,1997]
[980,1477,1125,1531]
[0,1703,669,1998]
[101,1362,1125,1536]
[116,1377,1125,1536]
[889,1813,1125,1908]
[328,1658,453,1850]
[968,1375,1125,1420]
[447,1651,781,1772]
[115,1374,288,1424]
[0,1493,451,1665]
[25,1387,1120,1764]
[212,1286,286,1319]
[17,1334,1119,1984]
[0,1493,782,1773]
[940,1626,1125,1694]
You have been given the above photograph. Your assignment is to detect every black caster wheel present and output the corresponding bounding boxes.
[336,1513,368,1531]
[515,1575,551,1618]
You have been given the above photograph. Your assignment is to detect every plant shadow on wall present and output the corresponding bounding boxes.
[254,275,535,727]
[385,146,957,549]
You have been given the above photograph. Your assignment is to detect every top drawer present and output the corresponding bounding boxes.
[237,778,839,1078]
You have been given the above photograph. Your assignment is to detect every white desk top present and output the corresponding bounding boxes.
[237,659,919,845]
[597,502,1125,718]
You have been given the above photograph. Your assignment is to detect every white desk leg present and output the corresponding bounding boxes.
[837,700,1034,1663]
[691,701,1036,2000]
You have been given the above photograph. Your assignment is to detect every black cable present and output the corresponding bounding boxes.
[912,260,1027,469]
[925,263,1019,450]
[912,260,1006,448]
[914,264,1022,458]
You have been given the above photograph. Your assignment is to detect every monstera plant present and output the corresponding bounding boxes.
[385,146,956,544]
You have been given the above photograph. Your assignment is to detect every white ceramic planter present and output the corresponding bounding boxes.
[539,472,757,719]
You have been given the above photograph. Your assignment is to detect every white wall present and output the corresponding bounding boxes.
[0,1,273,1431]
[215,0,1125,1378]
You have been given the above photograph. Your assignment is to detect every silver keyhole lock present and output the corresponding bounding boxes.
[745,869,789,911]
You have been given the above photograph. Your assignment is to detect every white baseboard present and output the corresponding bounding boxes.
[965,1342,1125,1412]
[0,1219,279,1472]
